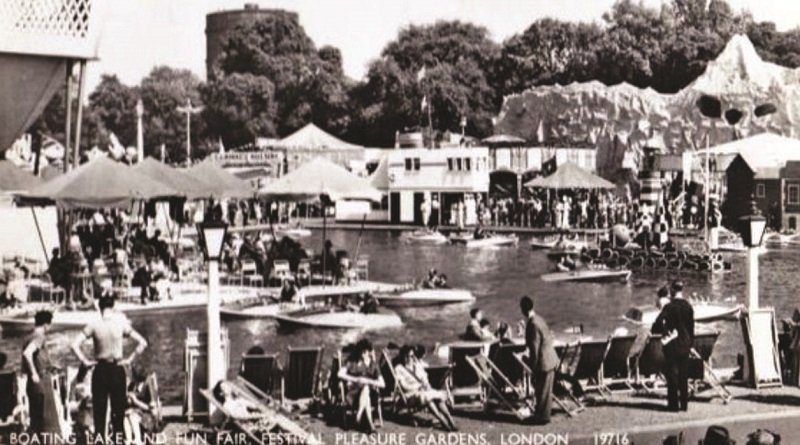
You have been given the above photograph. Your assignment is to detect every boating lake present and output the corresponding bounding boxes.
[2,229,799,405]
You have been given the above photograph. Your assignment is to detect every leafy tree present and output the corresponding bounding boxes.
[202,73,278,148]
[87,74,138,145]
[349,21,500,146]
[138,66,204,163]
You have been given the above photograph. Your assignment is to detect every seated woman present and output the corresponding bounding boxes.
[393,345,456,431]
[337,339,384,433]
[209,381,265,427]
[125,369,161,444]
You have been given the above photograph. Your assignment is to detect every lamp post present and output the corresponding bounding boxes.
[136,99,144,163]
[739,199,767,311]
[197,220,228,415]
[177,98,203,164]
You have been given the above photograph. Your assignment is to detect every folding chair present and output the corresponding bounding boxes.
[239,353,282,398]
[466,355,534,421]
[271,260,292,285]
[297,260,312,287]
[689,331,731,403]
[570,338,613,397]
[448,344,485,406]
[512,352,584,417]
[631,336,666,393]
[489,343,529,394]
[145,373,164,427]
[282,347,323,405]
[329,351,383,429]
[241,260,263,287]
[354,255,369,282]
[379,349,425,424]
[602,335,637,391]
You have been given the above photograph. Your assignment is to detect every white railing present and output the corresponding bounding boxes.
[0,0,107,59]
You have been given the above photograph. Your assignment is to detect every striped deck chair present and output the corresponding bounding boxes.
[239,353,282,398]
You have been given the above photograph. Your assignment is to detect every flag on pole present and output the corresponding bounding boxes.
[416,66,426,82]
[218,137,225,154]
[421,95,428,112]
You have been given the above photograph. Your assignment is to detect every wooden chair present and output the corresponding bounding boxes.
[512,352,584,418]
[271,260,292,285]
[239,353,282,398]
[331,350,383,429]
[466,354,534,421]
[240,260,263,287]
[282,347,323,405]
[448,344,485,406]
[569,337,613,397]
[297,260,312,287]
[379,350,423,424]
[602,335,637,391]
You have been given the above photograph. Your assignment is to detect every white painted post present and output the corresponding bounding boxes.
[206,259,223,415]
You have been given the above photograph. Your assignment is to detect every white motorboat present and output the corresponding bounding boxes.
[540,268,631,283]
[403,230,449,244]
[529,238,558,250]
[276,227,312,239]
[375,288,475,307]
[624,301,742,325]
[450,233,518,248]
[273,307,403,330]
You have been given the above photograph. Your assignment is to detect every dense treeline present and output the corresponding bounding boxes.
[31,0,800,160]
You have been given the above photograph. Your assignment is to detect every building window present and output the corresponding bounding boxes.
[456,158,463,171]
[789,184,800,205]
[413,158,421,170]
[464,158,471,171]
[756,183,765,198]
[447,158,454,171]
[405,158,412,171]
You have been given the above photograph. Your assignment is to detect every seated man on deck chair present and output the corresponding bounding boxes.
[393,345,457,432]
[209,381,268,427]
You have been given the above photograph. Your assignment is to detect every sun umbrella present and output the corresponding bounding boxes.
[524,162,615,190]
[258,157,382,202]
[184,160,254,199]
[131,157,210,200]
[0,160,42,193]
[24,156,176,209]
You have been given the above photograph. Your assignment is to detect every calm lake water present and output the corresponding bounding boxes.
[3,229,798,404]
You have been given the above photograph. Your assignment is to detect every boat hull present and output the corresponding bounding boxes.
[404,231,449,244]
[540,269,631,283]
[273,309,403,330]
[376,289,474,307]
[450,235,518,247]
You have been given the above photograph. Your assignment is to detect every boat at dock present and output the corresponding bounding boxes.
[402,230,449,244]
[449,233,518,248]
[273,307,403,331]
[375,288,474,307]
[540,268,632,283]
[529,238,558,250]
[276,226,312,239]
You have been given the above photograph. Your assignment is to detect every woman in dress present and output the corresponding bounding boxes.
[393,345,456,431]
[22,311,61,436]
[338,339,384,433]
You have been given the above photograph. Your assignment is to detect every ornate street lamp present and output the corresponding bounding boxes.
[196,219,228,415]
[739,199,767,310]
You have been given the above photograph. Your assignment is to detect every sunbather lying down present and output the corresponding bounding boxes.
[210,381,269,426]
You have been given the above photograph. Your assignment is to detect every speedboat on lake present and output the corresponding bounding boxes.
[449,233,518,248]
[540,268,631,283]
[375,288,474,307]
[273,307,403,331]
[403,230,450,244]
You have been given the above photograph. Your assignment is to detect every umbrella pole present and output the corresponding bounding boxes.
[353,214,367,264]
[321,206,327,287]
[72,61,87,169]
[31,208,49,264]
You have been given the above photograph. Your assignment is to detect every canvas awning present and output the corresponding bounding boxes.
[131,157,210,200]
[0,160,43,193]
[524,162,615,190]
[482,134,526,146]
[24,156,176,209]
[258,157,382,202]
[277,123,363,150]
[184,160,254,199]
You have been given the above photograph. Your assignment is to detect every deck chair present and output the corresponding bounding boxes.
[241,260,263,287]
[631,335,667,393]
[489,343,528,393]
[0,371,28,430]
[145,373,164,427]
[239,353,282,398]
[448,344,485,405]
[512,352,584,418]
[329,351,383,429]
[465,355,534,421]
[379,349,424,424]
[282,347,323,405]
[569,338,613,397]
[688,331,731,403]
[602,335,637,391]
[271,260,292,285]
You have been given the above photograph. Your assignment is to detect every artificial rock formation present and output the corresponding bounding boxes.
[494,35,800,179]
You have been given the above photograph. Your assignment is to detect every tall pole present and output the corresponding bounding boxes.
[177,99,203,165]
[136,99,144,163]
[63,62,73,173]
[746,246,759,311]
[207,258,223,415]
[72,61,87,169]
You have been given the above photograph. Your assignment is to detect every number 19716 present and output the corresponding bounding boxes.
[594,433,630,445]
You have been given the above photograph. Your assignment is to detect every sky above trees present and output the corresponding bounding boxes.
[90,0,800,91]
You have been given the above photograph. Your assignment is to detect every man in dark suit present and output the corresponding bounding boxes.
[652,280,694,411]
[520,296,559,424]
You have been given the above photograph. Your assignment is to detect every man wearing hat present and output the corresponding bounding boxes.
[652,280,694,411]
